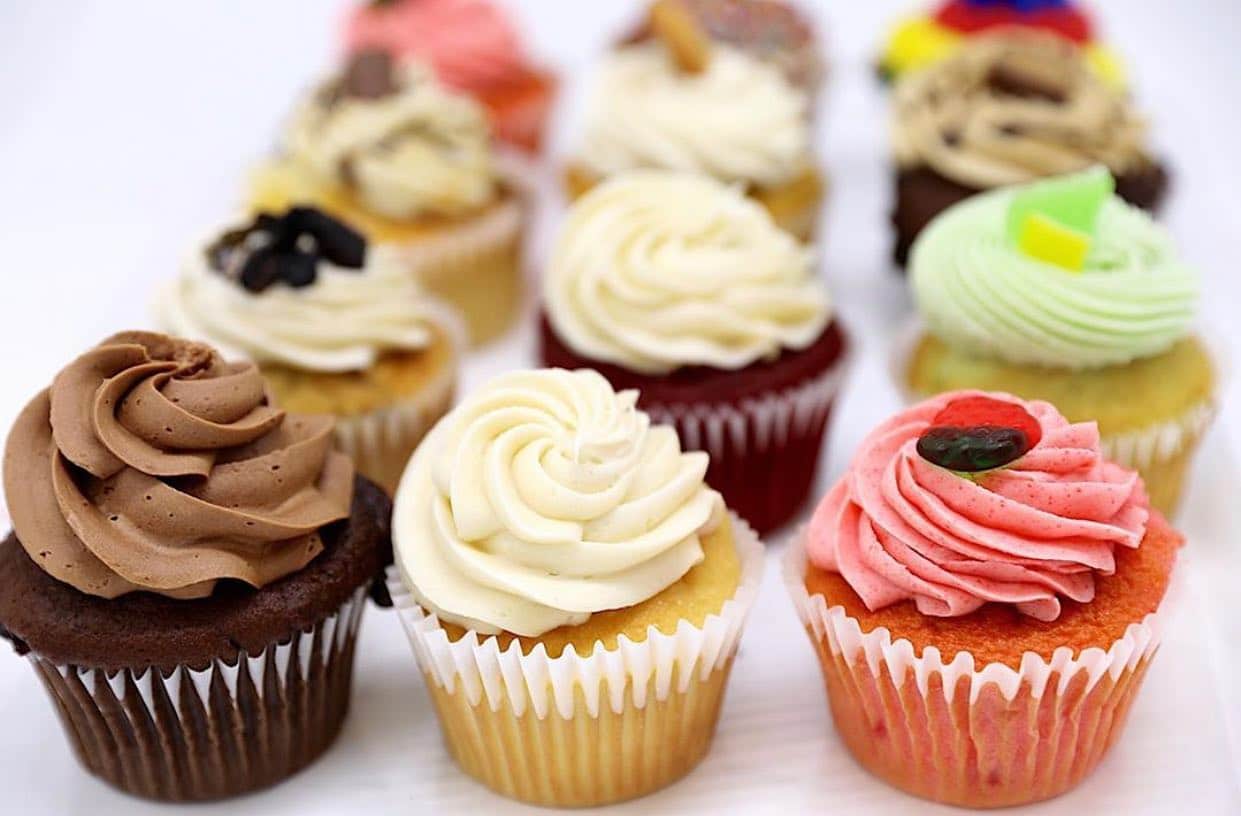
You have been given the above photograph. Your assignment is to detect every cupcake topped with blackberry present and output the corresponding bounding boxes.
[541,170,848,533]
[889,29,1166,264]
[343,0,558,154]
[159,206,460,492]
[565,2,822,239]
[879,0,1124,86]
[904,167,1213,513]
[0,331,391,800]
[252,51,526,345]
[787,390,1180,807]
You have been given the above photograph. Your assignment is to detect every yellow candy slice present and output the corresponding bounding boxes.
[1017,213,1091,272]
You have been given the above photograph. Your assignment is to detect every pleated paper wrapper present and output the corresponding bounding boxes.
[646,356,849,535]
[30,586,369,802]
[387,514,765,808]
[783,531,1170,809]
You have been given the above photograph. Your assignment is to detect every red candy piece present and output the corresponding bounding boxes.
[934,1,1093,43]
[930,395,1043,449]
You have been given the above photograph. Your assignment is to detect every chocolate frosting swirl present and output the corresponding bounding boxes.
[3,332,355,600]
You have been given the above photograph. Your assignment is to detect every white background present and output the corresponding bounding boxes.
[0,1,1239,812]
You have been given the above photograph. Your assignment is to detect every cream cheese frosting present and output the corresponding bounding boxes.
[392,368,724,637]
[892,31,1152,190]
[806,391,1149,622]
[158,222,447,373]
[911,184,1198,370]
[545,170,830,375]
[577,42,811,189]
[287,60,496,219]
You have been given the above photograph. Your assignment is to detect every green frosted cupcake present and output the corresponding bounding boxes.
[904,168,1215,515]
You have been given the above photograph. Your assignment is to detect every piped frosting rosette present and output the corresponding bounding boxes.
[3,332,354,600]
[784,390,1179,808]
[387,368,764,806]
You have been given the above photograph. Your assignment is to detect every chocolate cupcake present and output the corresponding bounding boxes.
[0,332,391,801]
[890,30,1167,266]
[540,170,849,534]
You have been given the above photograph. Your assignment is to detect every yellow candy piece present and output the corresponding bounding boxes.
[1017,213,1091,271]
[882,17,962,77]
[1086,45,1127,90]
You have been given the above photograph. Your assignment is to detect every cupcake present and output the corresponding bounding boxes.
[903,168,1214,515]
[622,0,824,95]
[386,368,764,807]
[890,30,1167,265]
[157,206,460,494]
[878,0,1124,86]
[540,170,848,534]
[342,0,557,155]
[565,2,822,240]
[250,51,526,345]
[786,390,1181,808]
[0,331,391,801]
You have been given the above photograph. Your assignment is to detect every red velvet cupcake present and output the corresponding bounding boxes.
[540,170,849,534]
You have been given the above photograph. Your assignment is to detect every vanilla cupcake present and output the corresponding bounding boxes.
[158,206,459,492]
[387,368,763,807]
[251,52,526,344]
[566,13,821,240]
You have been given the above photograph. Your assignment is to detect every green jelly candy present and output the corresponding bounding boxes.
[1005,166,1116,247]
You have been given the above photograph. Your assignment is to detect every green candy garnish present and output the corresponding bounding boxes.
[1006,167,1116,271]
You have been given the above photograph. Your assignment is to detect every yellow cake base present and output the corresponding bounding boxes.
[563,162,824,242]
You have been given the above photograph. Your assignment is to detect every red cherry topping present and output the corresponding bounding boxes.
[934,1,1092,43]
[916,396,1043,472]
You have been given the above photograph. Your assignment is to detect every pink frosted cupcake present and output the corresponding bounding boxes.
[785,390,1181,808]
[344,0,557,154]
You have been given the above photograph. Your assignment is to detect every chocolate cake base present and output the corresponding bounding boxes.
[0,477,392,801]
[891,162,1171,268]
[541,317,849,534]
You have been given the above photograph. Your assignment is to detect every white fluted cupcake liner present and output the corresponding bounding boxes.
[31,587,368,801]
[386,513,764,806]
[784,529,1172,808]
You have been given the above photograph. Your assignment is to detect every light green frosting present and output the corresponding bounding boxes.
[911,186,1199,370]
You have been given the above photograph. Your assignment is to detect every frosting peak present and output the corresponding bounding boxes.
[911,181,1199,369]
[3,332,355,600]
[578,42,811,188]
[545,171,830,374]
[806,391,1149,621]
[393,368,723,636]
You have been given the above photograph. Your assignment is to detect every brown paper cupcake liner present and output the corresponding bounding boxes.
[784,532,1168,808]
[386,513,765,807]
[29,586,369,802]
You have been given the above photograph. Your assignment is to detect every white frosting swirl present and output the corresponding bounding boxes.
[545,171,830,374]
[393,368,724,637]
[577,42,811,189]
[157,230,448,373]
[288,62,496,219]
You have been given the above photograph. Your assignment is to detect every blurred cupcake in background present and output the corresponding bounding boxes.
[342,0,557,155]
[786,389,1181,807]
[622,0,825,95]
[251,52,527,345]
[387,368,764,807]
[158,206,460,493]
[902,168,1214,515]
[541,171,848,534]
[878,0,1124,86]
[0,331,391,800]
[889,30,1167,265]
[566,1,822,240]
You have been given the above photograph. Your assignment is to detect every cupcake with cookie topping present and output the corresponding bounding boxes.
[565,2,822,240]
[903,168,1214,514]
[158,206,460,493]
[786,390,1181,807]
[251,51,526,344]
[386,367,764,807]
[0,331,392,801]
[890,30,1167,265]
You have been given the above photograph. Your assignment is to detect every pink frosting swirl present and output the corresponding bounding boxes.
[344,0,533,91]
[805,391,1149,622]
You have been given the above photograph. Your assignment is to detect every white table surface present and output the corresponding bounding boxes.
[0,1,1238,811]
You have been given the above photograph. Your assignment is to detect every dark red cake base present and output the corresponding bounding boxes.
[540,317,849,535]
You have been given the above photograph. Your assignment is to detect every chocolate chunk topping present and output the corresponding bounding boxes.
[208,207,368,294]
[341,49,398,100]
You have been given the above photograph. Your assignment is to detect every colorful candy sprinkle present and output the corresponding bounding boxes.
[917,395,1042,472]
